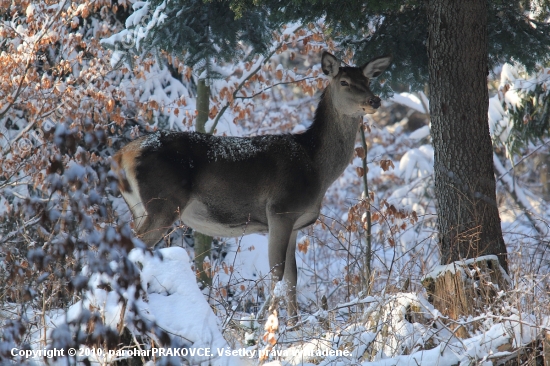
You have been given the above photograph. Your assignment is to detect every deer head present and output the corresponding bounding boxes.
[321,51,392,116]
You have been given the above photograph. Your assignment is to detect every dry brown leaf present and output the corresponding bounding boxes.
[355,146,366,159]
[380,159,395,171]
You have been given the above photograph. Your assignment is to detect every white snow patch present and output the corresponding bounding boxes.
[273,280,288,298]
[422,254,509,282]
[408,125,430,140]
[390,92,427,113]
[397,145,434,182]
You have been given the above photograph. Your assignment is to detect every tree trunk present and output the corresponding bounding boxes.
[536,152,550,200]
[194,78,213,287]
[427,0,508,272]
[422,256,509,338]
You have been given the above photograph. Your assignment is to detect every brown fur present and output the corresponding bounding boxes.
[113,138,144,193]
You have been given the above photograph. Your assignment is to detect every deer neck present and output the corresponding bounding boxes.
[301,87,361,187]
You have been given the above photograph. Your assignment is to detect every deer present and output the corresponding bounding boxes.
[113,51,392,323]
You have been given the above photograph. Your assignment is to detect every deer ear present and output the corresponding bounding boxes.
[362,55,392,79]
[321,51,340,77]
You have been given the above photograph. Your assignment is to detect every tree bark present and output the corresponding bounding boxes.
[427,0,508,272]
[194,78,213,287]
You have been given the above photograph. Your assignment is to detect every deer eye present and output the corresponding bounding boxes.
[340,81,349,86]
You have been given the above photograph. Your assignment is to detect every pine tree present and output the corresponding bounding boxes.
[427,0,508,271]
[101,0,273,71]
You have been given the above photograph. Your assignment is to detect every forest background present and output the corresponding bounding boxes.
[1,0,550,365]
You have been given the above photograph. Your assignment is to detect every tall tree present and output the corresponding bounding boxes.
[427,0,508,271]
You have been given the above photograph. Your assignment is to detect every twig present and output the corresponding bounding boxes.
[235,77,315,100]
[359,123,373,295]
[1,214,42,243]
[494,153,548,236]
[132,334,147,365]
[0,0,68,154]
[8,190,51,202]
[0,62,32,120]
[208,28,305,134]
[496,139,550,183]
[1,121,38,155]
[0,181,31,190]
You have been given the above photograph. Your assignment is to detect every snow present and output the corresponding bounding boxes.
[488,95,511,144]
[422,255,510,283]
[390,92,427,114]
[494,153,549,236]
[204,136,264,162]
[26,4,35,17]
[292,124,307,133]
[127,248,241,365]
[408,125,430,140]
[362,293,439,359]
[110,50,125,68]
[359,313,548,366]
[64,161,86,181]
[215,234,270,289]
[273,281,289,298]
[140,131,162,149]
[500,63,519,85]
[397,145,434,182]
[18,247,252,365]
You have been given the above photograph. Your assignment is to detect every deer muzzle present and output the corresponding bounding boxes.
[368,96,381,109]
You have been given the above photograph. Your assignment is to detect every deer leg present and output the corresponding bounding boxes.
[267,217,294,282]
[134,198,179,247]
[283,230,299,322]
[267,211,297,320]
[135,215,174,247]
